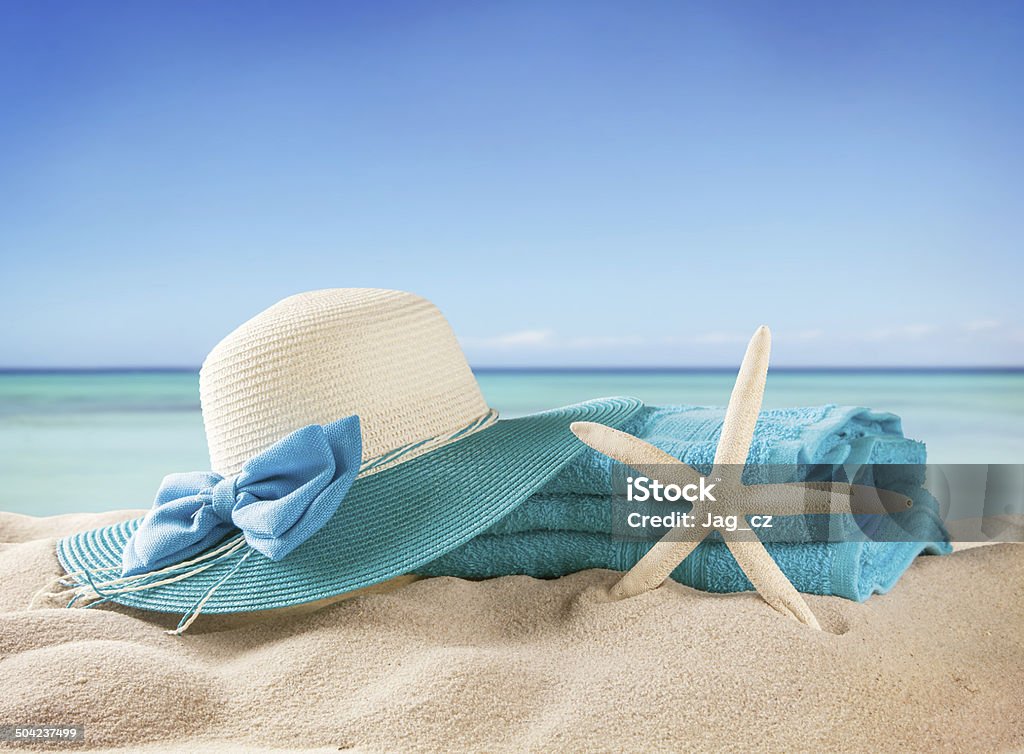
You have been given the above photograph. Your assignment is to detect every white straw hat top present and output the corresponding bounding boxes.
[199,288,491,477]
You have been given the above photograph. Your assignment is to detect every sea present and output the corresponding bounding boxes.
[1,369,1022,515]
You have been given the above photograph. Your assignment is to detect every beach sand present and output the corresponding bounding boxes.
[1,510,1021,753]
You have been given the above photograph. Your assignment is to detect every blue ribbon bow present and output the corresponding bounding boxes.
[121,415,362,577]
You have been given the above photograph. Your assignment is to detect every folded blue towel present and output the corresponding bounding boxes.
[418,404,951,601]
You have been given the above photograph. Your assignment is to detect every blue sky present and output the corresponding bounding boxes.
[1,1,1021,367]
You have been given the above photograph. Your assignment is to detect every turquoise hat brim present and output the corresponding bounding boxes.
[56,396,642,614]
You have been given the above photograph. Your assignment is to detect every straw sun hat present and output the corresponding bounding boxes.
[52,289,642,630]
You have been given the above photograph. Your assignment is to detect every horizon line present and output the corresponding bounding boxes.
[2,366,1024,375]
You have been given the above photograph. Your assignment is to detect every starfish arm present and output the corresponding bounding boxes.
[610,524,706,600]
[571,422,715,600]
[734,482,914,516]
[711,326,771,481]
[570,421,704,488]
[721,530,821,630]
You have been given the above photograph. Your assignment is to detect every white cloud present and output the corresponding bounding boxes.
[464,327,827,354]
[564,335,650,349]
[461,321,1023,364]
[691,331,749,345]
[861,324,936,341]
[902,324,935,338]
[791,329,825,341]
[460,329,555,349]
[962,319,1001,333]
[462,330,654,351]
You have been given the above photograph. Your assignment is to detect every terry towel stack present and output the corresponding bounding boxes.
[418,404,951,601]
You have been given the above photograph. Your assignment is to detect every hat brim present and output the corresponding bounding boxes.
[56,397,642,614]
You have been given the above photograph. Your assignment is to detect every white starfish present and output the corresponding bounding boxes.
[570,326,912,630]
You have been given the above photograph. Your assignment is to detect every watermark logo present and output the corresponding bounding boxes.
[609,463,1024,543]
[622,474,771,533]
[625,475,717,503]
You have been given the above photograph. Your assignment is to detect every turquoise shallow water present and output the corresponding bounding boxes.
[1,370,1022,515]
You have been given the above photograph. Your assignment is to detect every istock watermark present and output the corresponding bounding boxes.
[607,463,1024,543]
[623,474,776,533]
[625,475,717,503]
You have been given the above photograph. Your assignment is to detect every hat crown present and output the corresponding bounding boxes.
[200,288,489,476]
